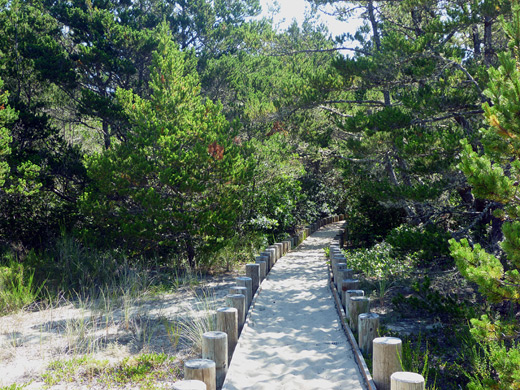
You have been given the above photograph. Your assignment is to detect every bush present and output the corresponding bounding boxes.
[344,241,414,278]
[0,254,42,313]
[386,223,451,266]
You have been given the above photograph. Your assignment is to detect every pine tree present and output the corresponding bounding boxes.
[83,23,248,267]
[449,2,520,387]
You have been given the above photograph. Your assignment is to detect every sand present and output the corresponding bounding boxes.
[223,223,367,390]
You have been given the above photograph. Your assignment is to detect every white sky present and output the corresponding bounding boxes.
[258,0,363,39]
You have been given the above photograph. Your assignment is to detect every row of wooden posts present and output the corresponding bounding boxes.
[171,215,345,389]
[329,242,426,390]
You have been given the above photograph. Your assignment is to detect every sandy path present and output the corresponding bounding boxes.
[223,223,367,390]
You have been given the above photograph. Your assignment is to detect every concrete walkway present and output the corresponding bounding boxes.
[222,222,367,390]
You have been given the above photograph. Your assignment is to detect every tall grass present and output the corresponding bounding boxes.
[0,256,43,313]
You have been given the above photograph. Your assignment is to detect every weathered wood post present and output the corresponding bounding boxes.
[264,248,277,271]
[341,280,360,310]
[260,251,272,273]
[184,359,216,390]
[225,294,245,331]
[358,313,380,355]
[373,337,403,390]
[202,331,228,389]
[348,296,370,331]
[283,239,292,252]
[229,286,247,298]
[216,307,238,362]
[343,288,364,313]
[172,379,207,390]
[334,263,348,289]
[268,245,280,263]
[235,276,252,309]
[275,242,284,257]
[245,264,260,296]
[391,372,425,390]
[255,257,267,282]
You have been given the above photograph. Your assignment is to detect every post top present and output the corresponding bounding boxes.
[203,331,227,339]
[359,312,379,319]
[391,371,425,383]
[373,336,402,345]
[184,358,216,368]
[217,307,238,313]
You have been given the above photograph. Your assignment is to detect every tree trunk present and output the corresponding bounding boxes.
[102,120,111,150]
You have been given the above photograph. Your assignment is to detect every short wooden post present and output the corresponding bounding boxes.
[172,380,207,390]
[334,263,348,289]
[276,242,284,257]
[225,294,245,331]
[348,296,370,331]
[229,286,247,297]
[268,245,280,262]
[373,337,403,390]
[260,251,273,273]
[202,331,228,389]
[391,372,425,390]
[216,308,238,361]
[358,313,379,355]
[337,268,354,288]
[341,279,360,309]
[265,248,277,270]
[255,258,267,282]
[184,359,215,390]
[245,264,260,295]
[343,288,364,313]
[284,239,292,252]
[236,276,252,309]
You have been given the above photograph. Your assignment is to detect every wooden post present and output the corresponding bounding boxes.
[391,372,425,390]
[216,308,238,361]
[184,359,215,390]
[225,294,245,331]
[341,279,360,310]
[268,245,280,262]
[358,313,379,356]
[348,296,370,331]
[236,276,252,309]
[373,337,403,390]
[343,288,364,313]
[337,268,354,289]
[245,264,260,295]
[260,251,273,273]
[284,239,292,252]
[334,263,348,289]
[229,286,247,298]
[172,380,207,390]
[265,248,277,270]
[202,331,228,389]
[255,258,267,282]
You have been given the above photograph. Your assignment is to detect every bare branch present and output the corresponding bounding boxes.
[318,105,353,118]
[268,47,371,57]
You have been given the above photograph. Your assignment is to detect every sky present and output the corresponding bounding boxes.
[258,0,363,39]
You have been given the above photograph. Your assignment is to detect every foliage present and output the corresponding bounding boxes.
[392,276,473,322]
[82,23,248,267]
[42,353,180,388]
[386,224,451,266]
[400,334,438,390]
[343,241,414,279]
[0,255,42,314]
[449,2,520,386]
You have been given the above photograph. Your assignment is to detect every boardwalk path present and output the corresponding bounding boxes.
[223,222,367,390]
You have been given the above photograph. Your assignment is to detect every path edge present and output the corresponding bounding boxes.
[329,225,377,390]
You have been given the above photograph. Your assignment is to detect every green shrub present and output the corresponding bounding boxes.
[0,254,42,314]
[387,224,451,265]
[344,241,414,278]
